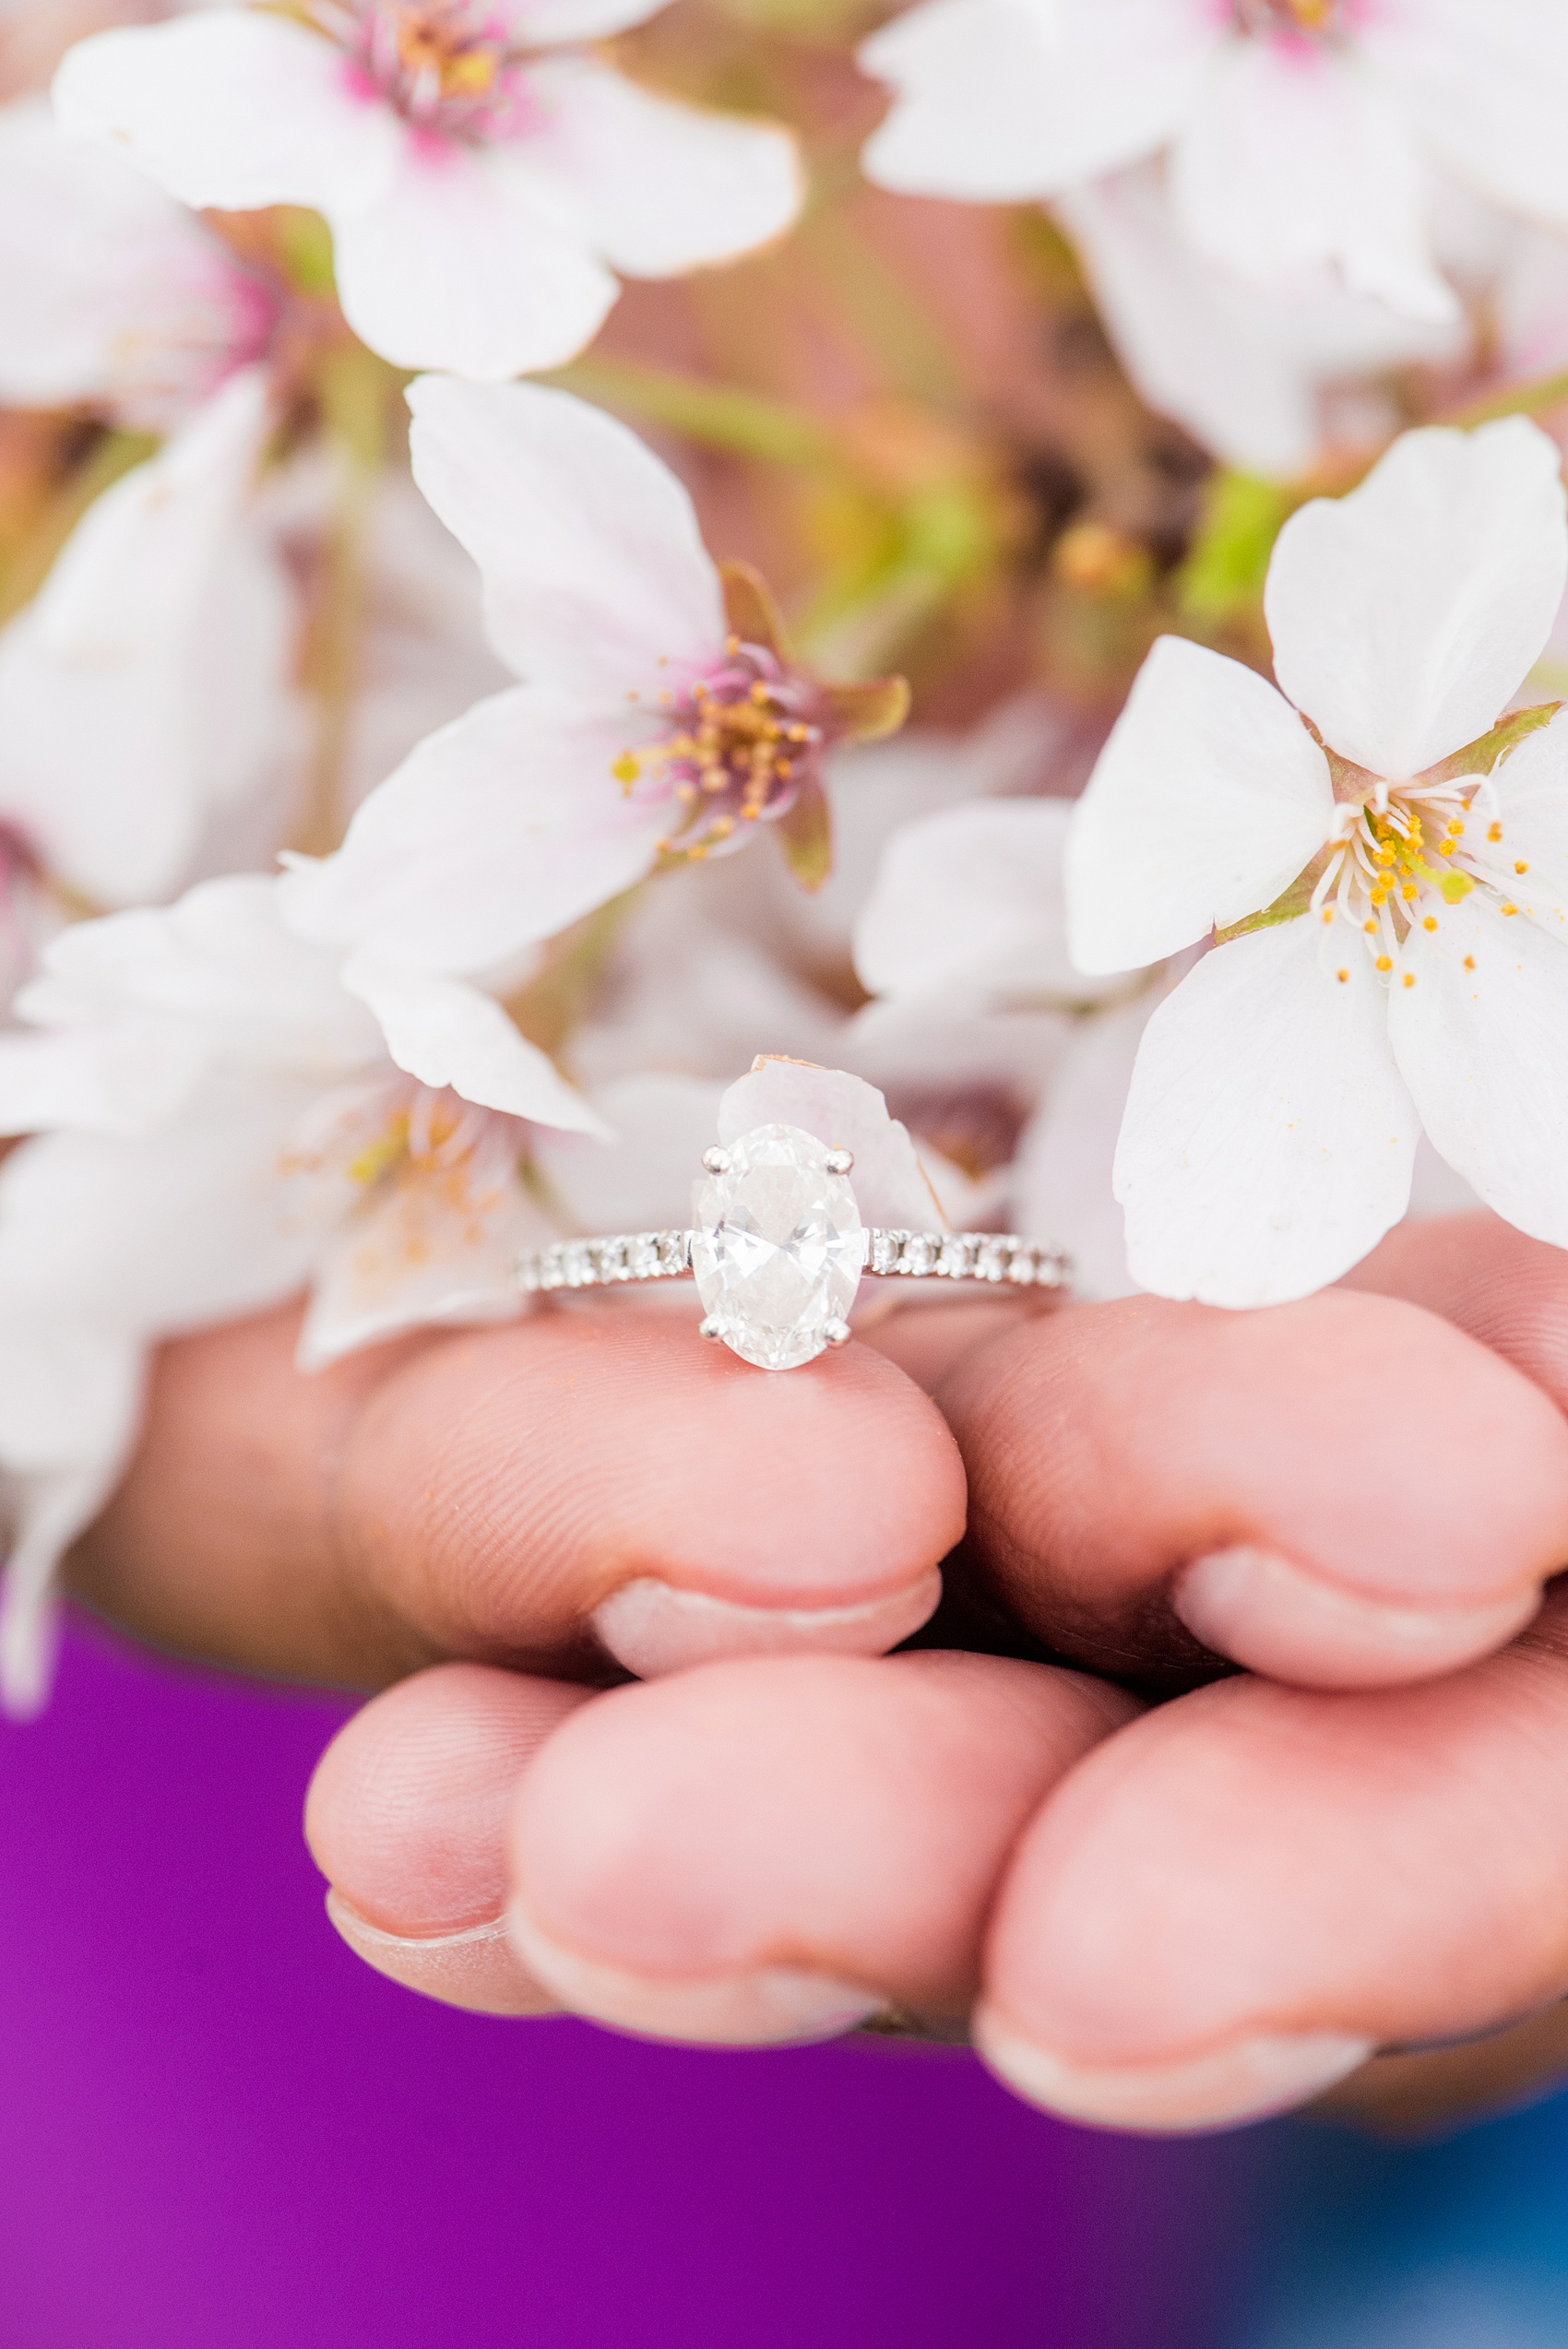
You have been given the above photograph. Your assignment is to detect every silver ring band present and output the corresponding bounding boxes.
[517,1228,1071,1294]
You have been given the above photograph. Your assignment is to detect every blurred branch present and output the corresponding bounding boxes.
[0,426,159,626]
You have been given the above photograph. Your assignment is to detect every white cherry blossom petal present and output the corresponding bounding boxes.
[1170,38,1455,323]
[0,367,293,906]
[1363,0,1568,237]
[508,0,667,40]
[1265,419,1568,777]
[859,0,1215,202]
[1389,892,1568,1250]
[1012,993,1155,1302]
[327,142,617,381]
[53,13,402,213]
[0,1452,135,1717]
[341,956,612,1134]
[529,57,802,279]
[279,689,670,974]
[1060,168,1464,478]
[533,1072,725,1234]
[299,1165,544,1370]
[854,798,1086,1002]
[717,1060,946,1230]
[1468,707,1568,943]
[1066,634,1334,977]
[0,97,266,427]
[0,1023,212,1136]
[407,375,723,697]
[1115,921,1420,1308]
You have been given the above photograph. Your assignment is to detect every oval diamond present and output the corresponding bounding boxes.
[692,1122,864,1370]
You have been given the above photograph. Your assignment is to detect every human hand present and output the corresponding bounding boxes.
[276,1218,1568,2130]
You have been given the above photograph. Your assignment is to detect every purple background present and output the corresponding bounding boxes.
[0,1621,1270,2348]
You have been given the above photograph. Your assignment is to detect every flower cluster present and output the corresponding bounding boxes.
[0,0,1565,1705]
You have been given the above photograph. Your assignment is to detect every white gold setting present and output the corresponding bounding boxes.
[516,1120,1071,1371]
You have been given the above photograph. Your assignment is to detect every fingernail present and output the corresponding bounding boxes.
[591,1569,942,1679]
[974,2007,1372,2132]
[325,1889,560,2018]
[1171,1545,1539,1689]
[507,1899,886,2045]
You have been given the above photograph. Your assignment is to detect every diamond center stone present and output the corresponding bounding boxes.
[691,1122,864,1370]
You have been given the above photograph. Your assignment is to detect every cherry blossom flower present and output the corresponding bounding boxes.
[1066,416,1568,1309]
[53,0,802,380]
[280,375,909,1082]
[0,94,277,430]
[860,0,1568,329]
[0,870,627,1709]
[1057,164,1465,477]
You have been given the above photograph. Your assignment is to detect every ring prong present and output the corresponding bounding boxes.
[698,1315,725,1341]
[823,1319,852,1348]
[701,1145,731,1175]
[825,1146,854,1174]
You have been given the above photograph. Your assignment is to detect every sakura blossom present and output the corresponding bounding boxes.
[1067,416,1568,1309]
[53,0,802,380]
[860,0,1568,335]
[280,374,909,1081]
[0,869,626,1709]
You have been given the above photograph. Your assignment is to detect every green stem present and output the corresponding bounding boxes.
[541,356,842,474]
[0,427,160,626]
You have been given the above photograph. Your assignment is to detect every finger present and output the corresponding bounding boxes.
[505,1650,1139,2044]
[67,1300,966,1689]
[1342,1209,1568,1411]
[935,1289,1568,1689]
[974,1588,1568,2133]
[304,1663,588,2015]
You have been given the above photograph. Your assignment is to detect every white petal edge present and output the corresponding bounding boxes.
[854,797,1086,1002]
[1265,419,1568,778]
[1388,891,1568,1250]
[1066,634,1334,976]
[342,956,612,1135]
[1115,919,1420,1307]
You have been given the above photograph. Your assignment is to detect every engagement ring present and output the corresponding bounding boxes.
[516,1121,1071,1370]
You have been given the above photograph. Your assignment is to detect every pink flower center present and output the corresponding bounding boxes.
[314,0,543,141]
[1233,0,1342,37]
[615,636,830,862]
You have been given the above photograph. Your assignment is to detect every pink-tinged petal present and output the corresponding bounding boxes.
[299,1168,546,1370]
[533,1073,725,1233]
[407,375,723,696]
[1115,920,1420,1307]
[342,956,612,1134]
[1059,167,1465,477]
[1066,634,1333,977]
[53,13,401,213]
[1364,0,1568,238]
[854,798,1089,1002]
[0,97,265,427]
[859,0,1215,202]
[717,1059,947,1229]
[327,142,616,380]
[279,689,670,974]
[1388,892,1568,1250]
[1265,419,1568,777]
[1170,39,1455,323]
[527,58,801,279]
[0,369,293,906]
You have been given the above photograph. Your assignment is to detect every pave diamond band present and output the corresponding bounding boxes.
[517,1228,1071,1295]
[516,1120,1069,1370]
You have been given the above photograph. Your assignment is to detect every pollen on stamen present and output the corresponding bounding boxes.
[1516,860,1530,874]
[1422,915,1438,931]
[1375,955,1394,972]
[1363,918,1377,933]
[1402,972,1416,988]
[1503,902,1520,916]
[1465,955,1477,970]
[1322,908,1334,924]
[1336,967,1349,982]
[1489,822,1504,842]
